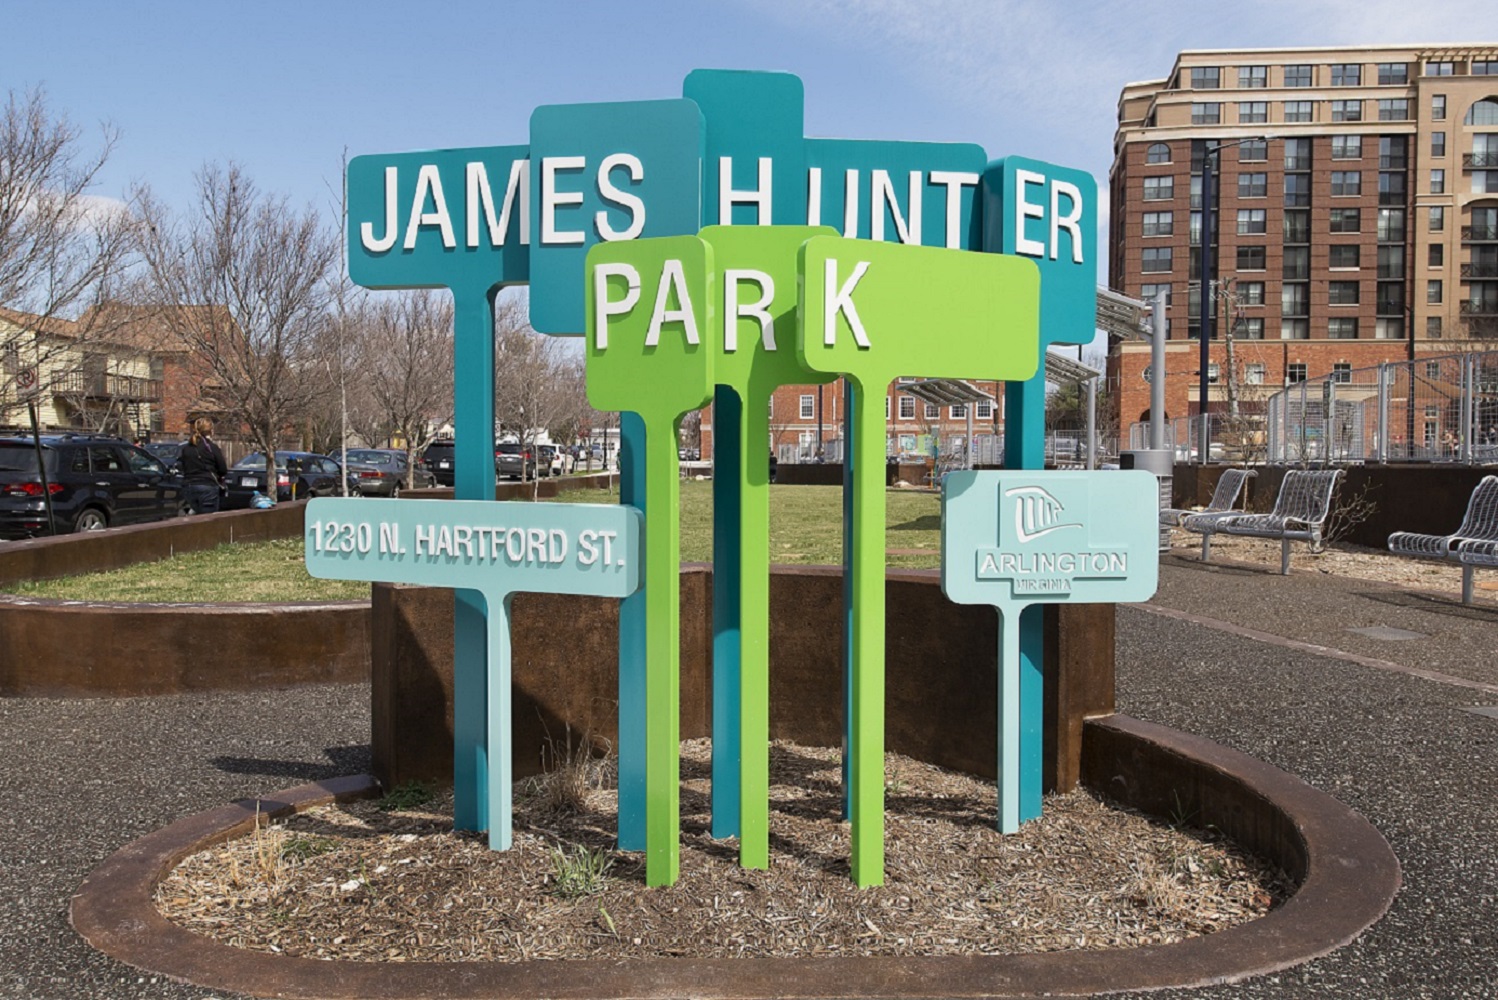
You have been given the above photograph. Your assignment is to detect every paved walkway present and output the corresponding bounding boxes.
[0,554,1495,998]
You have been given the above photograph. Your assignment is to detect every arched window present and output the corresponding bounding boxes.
[1464,97,1498,125]
[1146,142,1172,164]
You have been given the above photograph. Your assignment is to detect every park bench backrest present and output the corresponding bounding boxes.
[1270,469,1343,526]
[1205,468,1255,514]
[1452,475,1498,541]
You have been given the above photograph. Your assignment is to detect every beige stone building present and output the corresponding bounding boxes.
[1108,44,1498,442]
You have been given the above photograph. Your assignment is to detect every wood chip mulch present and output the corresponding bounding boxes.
[155,740,1290,963]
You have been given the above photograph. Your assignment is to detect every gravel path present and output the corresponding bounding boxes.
[2,556,1496,998]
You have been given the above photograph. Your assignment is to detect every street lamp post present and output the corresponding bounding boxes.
[1197,135,1268,465]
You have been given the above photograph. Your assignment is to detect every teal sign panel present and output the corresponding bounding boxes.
[304,497,641,850]
[527,100,706,335]
[940,471,1157,834]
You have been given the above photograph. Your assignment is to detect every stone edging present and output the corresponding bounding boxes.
[70,715,1399,999]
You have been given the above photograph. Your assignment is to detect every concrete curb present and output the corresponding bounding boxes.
[71,715,1399,999]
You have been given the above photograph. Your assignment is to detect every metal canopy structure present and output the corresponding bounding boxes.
[1097,286,1152,341]
[1044,352,1101,387]
[905,379,995,471]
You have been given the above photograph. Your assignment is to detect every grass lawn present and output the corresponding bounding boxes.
[7,483,942,603]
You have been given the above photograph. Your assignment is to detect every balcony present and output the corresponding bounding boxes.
[52,371,163,402]
[1463,152,1498,169]
[1460,300,1498,316]
[1463,225,1498,242]
[1462,261,1498,278]
[1467,316,1498,338]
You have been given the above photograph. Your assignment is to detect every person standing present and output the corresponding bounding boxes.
[179,417,227,515]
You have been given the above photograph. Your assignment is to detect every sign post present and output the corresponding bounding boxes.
[941,470,1158,832]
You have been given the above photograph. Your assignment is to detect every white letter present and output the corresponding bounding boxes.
[592,262,641,350]
[549,529,568,563]
[1050,179,1084,263]
[842,169,860,237]
[871,169,921,244]
[806,166,822,226]
[578,530,599,566]
[466,159,530,248]
[596,153,645,241]
[822,258,871,348]
[645,259,700,347]
[718,156,772,225]
[724,269,775,352]
[360,166,399,252]
[541,156,586,245]
[414,523,434,555]
[379,522,401,554]
[1014,168,1046,258]
[929,170,979,249]
[403,164,456,250]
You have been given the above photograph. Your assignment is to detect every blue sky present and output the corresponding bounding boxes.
[6,0,1495,315]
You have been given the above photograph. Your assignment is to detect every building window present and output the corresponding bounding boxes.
[1239,281,1265,305]
[1284,209,1311,242]
[1331,135,1362,160]
[1330,208,1361,233]
[1432,131,1446,157]
[1432,94,1447,120]
[1377,281,1405,314]
[1329,244,1361,268]
[1190,66,1221,89]
[1329,280,1360,305]
[1331,170,1362,196]
[1142,247,1173,272]
[1333,363,1353,383]
[1283,64,1312,87]
[1283,321,1309,340]
[1284,173,1311,206]
[1379,135,1407,169]
[1283,100,1314,123]
[1426,362,1444,379]
[1429,206,1445,232]
[1189,211,1202,246]
[1378,170,1406,205]
[1474,60,1498,76]
[1377,62,1409,84]
[1328,318,1359,339]
[1429,244,1444,267]
[1239,101,1268,124]
[1238,139,1268,162]
[1378,208,1405,242]
[1287,362,1308,382]
[1475,170,1498,195]
[1236,208,1267,234]
[1467,99,1498,126]
[1282,282,1309,315]
[924,402,939,419]
[1235,172,1266,198]
[1189,175,1202,209]
[1239,65,1268,88]
[1284,137,1312,170]
[1237,245,1267,270]
[1331,63,1362,86]
[1145,142,1172,164]
[799,394,814,419]
[898,395,915,420]
[1332,99,1363,122]
[1142,176,1174,200]
[1239,317,1265,339]
[951,403,967,419]
[1140,282,1172,305]
[1245,362,1267,384]
[1207,363,1220,384]
[1377,98,1410,121]
[1428,279,1444,303]
[1378,245,1405,278]
[1428,315,1444,337]
[975,399,993,419]
[1142,211,1173,236]
[1192,102,1222,125]
[886,395,891,419]
[1425,60,1455,76]
[1431,168,1445,194]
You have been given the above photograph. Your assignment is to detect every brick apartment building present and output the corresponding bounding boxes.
[1108,44,1498,441]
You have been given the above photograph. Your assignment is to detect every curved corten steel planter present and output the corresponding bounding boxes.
[72,715,1399,1000]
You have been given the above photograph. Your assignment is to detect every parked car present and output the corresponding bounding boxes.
[495,441,538,480]
[222,451,346,509]
[342,448,436,497]
[423,440,457,486]
[538,444,565,477]
[0,434,187,538]
[141,439,185,474]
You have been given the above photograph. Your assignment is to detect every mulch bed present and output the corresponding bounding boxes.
[156,740,1289,963]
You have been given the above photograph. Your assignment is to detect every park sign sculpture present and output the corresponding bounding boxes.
[316,68,1138,888]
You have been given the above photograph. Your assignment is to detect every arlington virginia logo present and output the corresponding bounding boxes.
[976,480,1130,596]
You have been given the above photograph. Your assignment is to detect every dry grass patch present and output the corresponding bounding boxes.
[157,740,1289,963]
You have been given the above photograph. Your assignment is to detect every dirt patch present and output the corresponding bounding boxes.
[156,740,1289,963]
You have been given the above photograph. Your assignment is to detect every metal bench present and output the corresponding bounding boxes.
[1389,475,1498,605]
[1184,469,1343,574]
[1161,468,1256,527]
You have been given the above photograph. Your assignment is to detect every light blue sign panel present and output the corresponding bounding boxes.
[528,100,705,335]
[304,497,642,850]
[941,471,1157,834]
[806,139,986,250]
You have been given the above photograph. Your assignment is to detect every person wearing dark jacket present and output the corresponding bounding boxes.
[179,418,227,515]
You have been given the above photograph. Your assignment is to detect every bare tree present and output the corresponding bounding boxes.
[493,297,584,494]
[354,288,454,486]
[0,88,140,429]
[134,164,338,494]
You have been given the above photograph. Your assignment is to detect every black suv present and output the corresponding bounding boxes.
[423,440,456,486]
[0,434,187,538]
